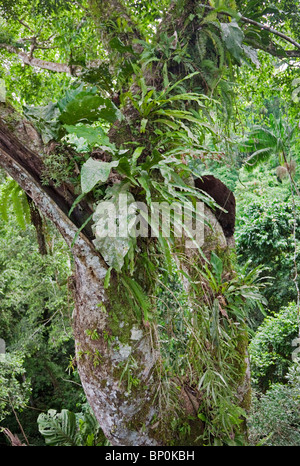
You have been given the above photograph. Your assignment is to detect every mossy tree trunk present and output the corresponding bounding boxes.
[0,102,250,445]
[0,103,162,445]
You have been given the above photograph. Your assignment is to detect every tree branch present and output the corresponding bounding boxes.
[197,4,300,57]
[0,42,111,76]
[0,43,78,74]
[0,102,94,241]
[239,15,300,51]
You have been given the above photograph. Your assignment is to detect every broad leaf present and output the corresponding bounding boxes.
[80,158,119,193]
[37,409,79,446]
[24,101,61,143]
[92,184,137,271]
[64,124,117,152]
[60,94,115,125]
[220,21,244,63]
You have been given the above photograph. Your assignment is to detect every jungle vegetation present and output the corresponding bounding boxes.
[0,0,299,447]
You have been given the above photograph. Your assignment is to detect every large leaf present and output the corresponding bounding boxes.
[57,83,92,111]
[23,101,61,143]
[80,158,119,193]
[23,85,121,143]
[241,44,260,68]
[64,124,117,152]
[92,183,137,272]
[220,21,244,63]
[59,93,120,125]
[37,409,79,446]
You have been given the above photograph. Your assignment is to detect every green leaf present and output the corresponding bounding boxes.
[37,409,79,446]
[81,158,119,193]
[153,118,180,130]
[131,146,144,168]
[121,276,151,321]
[68,192,87,217]
[71,213,94,248]
[210,251,223,285]
[59,94,117,125]
[116,156,139,185]
[140,118,148,133]
[220,21,244,63]
[23,101,61,143]
[104,266,112,289]
[92,184,137,271]
[241,44,260,68]
[159,71,200,98]
[57,84,93,111]
[137,171,152,205]
[244,147,274,171]
[64,124,116,152]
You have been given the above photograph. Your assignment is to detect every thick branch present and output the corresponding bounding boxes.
[0,140,88,253]
[0,102,94,239]
[0,43,79,74]
[0,102,160,446]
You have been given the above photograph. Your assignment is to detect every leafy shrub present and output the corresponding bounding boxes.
[236,197,300,313]
[249,303,299,391]
[37,406,107,446]
[0,352,31,422]
[248,360,300,446]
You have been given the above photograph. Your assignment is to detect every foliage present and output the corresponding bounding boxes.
[240,114,299,172]
[37,406,107,446]
[0,178,30,229]
[23,83,121,144]
[0,202,84,445]
[155,252,266,445]
[235,168,300,313]
[0,352,31,422]
[249,303,300,391]
[0,0,300,447]
[248,360,300,446]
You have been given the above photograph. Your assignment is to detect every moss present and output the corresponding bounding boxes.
[105,279,138,344]
[0,103,23,132]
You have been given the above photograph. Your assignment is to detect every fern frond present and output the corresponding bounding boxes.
[205,28,225,68]
[0,178,30,229]
[11,184,27,229]
[245,127,278,151]
[0,179,15,221]
[196,32,208,61]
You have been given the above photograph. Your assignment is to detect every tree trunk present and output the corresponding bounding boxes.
[0,99,250,445]
[0,102,158,444]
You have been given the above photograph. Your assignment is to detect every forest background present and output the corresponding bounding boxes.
[0,0,299,447]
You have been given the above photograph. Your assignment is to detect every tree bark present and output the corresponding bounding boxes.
[0,102,164,445]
